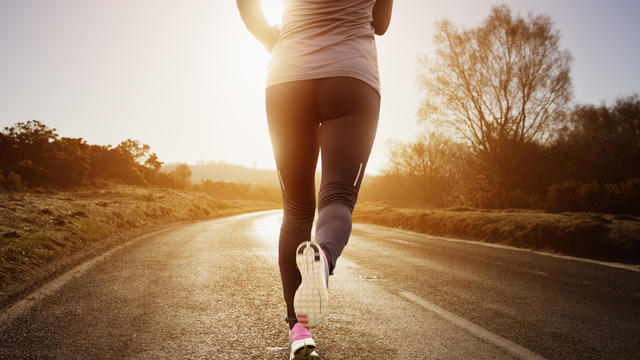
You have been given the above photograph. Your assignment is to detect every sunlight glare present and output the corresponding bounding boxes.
[262,0,283,25]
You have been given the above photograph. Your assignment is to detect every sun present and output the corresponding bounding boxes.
[261,0,283,26]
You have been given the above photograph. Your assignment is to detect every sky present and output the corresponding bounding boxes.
[1,0,639,174]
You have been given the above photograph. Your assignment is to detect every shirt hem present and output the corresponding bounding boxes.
[266,69,381,96]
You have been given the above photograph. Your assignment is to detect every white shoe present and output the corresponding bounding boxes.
[294,240,329,328]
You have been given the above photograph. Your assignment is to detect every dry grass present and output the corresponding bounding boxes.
[353,203,640,264]
[0,185,278,298]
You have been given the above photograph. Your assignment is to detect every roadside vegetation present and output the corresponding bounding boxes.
[0,121,279,304]
[357,5,639,264]
[353,203,640,264]
[360,6,639,215]
[0,185,278,304]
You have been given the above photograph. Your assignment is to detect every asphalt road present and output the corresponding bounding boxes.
[1,210,639,359]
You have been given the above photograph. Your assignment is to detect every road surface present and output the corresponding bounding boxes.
[1,210,639,359]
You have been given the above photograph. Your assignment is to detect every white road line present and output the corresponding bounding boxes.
[0,227,174,329]
[400,291,546,360]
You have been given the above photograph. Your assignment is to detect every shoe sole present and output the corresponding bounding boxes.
[290,338,320,360]
[294,240,328,328]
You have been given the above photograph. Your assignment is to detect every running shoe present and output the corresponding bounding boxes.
[294,240,329,328]
[289,322,320,360]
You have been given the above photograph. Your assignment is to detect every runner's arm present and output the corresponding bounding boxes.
[236,0,280,53]
[371,0,393,35]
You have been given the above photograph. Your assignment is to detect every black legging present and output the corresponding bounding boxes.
[265,77,380,327]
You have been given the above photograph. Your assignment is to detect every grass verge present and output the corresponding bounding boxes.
[0,185,279,305]
[353,203,640,264]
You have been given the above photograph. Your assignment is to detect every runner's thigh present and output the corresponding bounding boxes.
[265,80,320,201]
[316,77,380,209]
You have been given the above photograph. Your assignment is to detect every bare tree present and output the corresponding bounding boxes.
[420,5,573,154]
[169,164,192,189]
[384,132,461,206]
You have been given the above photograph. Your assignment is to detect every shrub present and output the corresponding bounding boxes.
[2,171,25,191]
[577,182,607,212]
[504,190,531,209]
[546,179,640,214]
[546,181,581,212]
[606,178,640,214]
[472,190,500,209]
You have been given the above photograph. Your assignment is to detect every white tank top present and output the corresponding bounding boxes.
[266,0,380,95]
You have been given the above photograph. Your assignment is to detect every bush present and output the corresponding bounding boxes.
[16,160,49,186]
[472,190,500,209]
[546,179,640,214]
[577,182,607,212]
[606,178,640,214]
[1,171,25,191]
[504,190,531,209]
[546,181,581,212]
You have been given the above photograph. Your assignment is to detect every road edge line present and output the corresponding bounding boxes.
[399,291,546,360]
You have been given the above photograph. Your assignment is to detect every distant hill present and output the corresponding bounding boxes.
[162,161,278,185]
[161,161,372,189]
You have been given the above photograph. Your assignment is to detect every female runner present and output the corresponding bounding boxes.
[237,1,393,358]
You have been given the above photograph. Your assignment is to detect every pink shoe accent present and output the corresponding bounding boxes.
[323,249,329,269]
[289,323,313,343]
